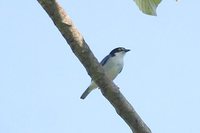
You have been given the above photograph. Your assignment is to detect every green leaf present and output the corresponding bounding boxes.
[134,0,162,16]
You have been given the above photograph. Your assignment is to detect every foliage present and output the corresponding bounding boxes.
[134,0,162,16]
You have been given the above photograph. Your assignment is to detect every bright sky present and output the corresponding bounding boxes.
[0,1,200,133]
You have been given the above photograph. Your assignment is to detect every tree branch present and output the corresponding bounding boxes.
[37,0,151,132]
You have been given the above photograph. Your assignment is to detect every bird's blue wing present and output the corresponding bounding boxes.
[100,55,110,66]
[89,55,109,81]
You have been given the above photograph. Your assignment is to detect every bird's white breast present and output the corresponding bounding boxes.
[102,55,124,80]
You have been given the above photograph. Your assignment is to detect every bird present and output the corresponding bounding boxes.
[80,47,130,99]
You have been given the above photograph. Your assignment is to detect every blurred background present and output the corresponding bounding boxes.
[0,0,199,133]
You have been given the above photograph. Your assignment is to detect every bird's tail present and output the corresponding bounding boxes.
[80,87,93,99]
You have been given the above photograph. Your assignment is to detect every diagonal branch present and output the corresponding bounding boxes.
[37,0,151,133]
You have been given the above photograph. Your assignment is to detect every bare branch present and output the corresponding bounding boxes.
[37,0,151,132]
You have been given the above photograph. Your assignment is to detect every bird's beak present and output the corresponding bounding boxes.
[125,49,130,52]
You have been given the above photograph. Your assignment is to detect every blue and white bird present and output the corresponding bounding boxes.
[80,47,130,99]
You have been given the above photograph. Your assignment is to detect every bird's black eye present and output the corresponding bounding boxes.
[118,47,124,52]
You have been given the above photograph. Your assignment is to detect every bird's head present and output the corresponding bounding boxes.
[109,47,130,57]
